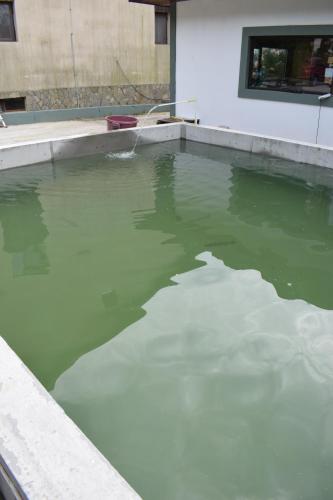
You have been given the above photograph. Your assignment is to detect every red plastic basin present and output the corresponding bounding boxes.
[105,115,138,131]
[105,118,120,131]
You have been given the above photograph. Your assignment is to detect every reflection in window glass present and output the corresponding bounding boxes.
[248,35,333,95]
[155,6,168,45]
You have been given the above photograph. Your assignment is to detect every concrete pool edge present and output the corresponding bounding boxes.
[0,122,333,170]
[183,124,333,169]
[0,337,142,500]
[0,123,182,170]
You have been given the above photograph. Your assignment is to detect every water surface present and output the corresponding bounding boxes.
[1,140,333,499]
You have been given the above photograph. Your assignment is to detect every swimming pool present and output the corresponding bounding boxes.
[1,139,333,499]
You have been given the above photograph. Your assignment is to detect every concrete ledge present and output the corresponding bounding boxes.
[1,122,333,171]
[0,142,52,170]
[182,124,333,170]
[0,123,182,170]
[0,337,141,500]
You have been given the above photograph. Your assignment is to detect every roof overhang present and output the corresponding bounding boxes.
[129,0,189,6]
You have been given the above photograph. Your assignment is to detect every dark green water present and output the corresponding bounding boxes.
[1,140,333,499]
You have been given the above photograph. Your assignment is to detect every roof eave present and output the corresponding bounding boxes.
[129,0,189,7]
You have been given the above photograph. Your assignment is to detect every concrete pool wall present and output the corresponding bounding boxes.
[1,122,333,499]
[0,122,333,171]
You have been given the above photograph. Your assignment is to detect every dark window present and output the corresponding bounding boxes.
[0,1,16,41]
[248,35,333,96]
[155,6,168,45]
[0,97,25,112]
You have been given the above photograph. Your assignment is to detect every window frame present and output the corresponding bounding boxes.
[0,0,17,42]
[238,25,333,108]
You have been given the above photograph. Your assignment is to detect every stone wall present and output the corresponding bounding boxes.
[0,84,170,111]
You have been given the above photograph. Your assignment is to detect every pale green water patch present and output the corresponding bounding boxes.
[54,252,333,500]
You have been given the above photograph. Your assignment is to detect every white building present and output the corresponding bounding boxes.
[133,0,333,147]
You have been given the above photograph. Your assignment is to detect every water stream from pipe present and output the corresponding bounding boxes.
[106,98,197,160]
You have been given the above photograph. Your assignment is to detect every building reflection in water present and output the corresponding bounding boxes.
[136,141,333,310]
[0,183,49,276]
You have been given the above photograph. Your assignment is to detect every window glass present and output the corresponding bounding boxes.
[155,10,168,45]
[0,2,16,41]
[0,97,25,112]
[248,35,333,95]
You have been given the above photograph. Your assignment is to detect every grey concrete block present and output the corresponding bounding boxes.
[0,141,52,170]
[184,124,254,152]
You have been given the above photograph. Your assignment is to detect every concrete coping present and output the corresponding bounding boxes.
[0,121,333,170]
[0,337,142,500]
[0,123,183,170]
[183,123,333,170]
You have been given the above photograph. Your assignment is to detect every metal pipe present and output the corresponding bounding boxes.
[318,93,332,101]
[316,93,332,144]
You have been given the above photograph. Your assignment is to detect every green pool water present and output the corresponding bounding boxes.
[1,140,333,499]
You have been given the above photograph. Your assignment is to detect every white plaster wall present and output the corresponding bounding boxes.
[176,0,333,147]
